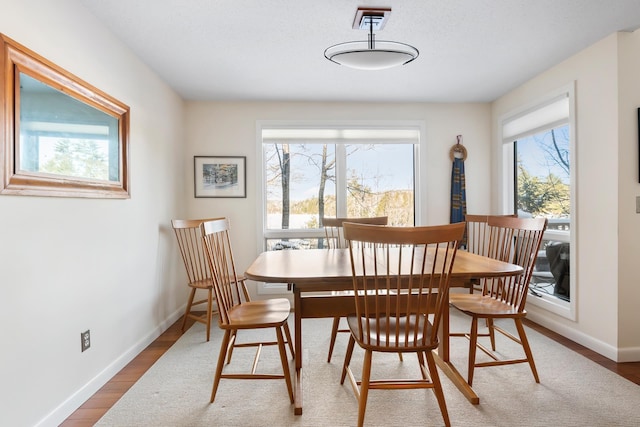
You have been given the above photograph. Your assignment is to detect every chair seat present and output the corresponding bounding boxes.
[450,293,527,318]
[226,298,291,328]
[346,314,437,351]
[188,278,214,289]
[190,275,247,289]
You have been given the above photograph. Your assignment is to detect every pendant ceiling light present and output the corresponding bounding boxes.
[324,7,419,71]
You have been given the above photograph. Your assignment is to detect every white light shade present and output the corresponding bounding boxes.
[324,40,419,70]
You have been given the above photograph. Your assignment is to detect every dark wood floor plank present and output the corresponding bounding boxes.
[60,317,195,425]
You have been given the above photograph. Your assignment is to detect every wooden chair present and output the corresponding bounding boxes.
[322,216,388,363]
[463,214,516,293]
[340,221,465,427]
[450,216,547,386]
[172,218,226,341]
[201,218,295,404]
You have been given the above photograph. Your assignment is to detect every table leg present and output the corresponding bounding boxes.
[293,286,303,415]
[433,353,480,404]
[434,287,480,404]
[441,294,450,362]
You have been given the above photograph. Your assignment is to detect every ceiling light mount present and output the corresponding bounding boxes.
[325,7,419,71]
[353,7,390,31]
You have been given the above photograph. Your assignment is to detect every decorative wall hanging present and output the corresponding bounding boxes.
[194,156,246,198]
[450,135,467,224]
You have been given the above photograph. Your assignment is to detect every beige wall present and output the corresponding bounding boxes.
[184,101,492,300]
[617,30,640,357]
[0,1,187,426]
[492,31,640,362]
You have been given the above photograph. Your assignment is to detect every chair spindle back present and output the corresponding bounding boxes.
[201,218,249,326]
[483,216,548,311]
[343,222,465,350]
[172,218,218,286]
[323,216,388,249]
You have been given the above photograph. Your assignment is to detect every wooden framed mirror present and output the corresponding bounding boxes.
[0,33,130,198]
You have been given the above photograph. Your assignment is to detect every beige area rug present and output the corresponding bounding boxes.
[96,311,640,427]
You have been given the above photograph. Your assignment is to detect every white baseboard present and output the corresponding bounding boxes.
[526,310,620,361]
[35,307,185,427]
[618,345,640,363]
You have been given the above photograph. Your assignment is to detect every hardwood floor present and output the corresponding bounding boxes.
[60,317,196,427]
[523,319,640,385]
[61,316,640,426]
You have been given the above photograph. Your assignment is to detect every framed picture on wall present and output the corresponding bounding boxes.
[194,156,246,198]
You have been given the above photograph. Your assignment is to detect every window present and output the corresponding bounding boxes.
[1,34,130,198]
[258,123,422,292]
[501,84,575,319]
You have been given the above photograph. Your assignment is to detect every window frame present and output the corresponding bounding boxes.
[256,120,425,294]
[0,33,130,199]
[499,83,576,320]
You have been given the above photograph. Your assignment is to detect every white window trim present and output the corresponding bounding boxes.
[255,120,426,295]
[499,82,577,321]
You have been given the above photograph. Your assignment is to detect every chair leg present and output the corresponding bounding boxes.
[225,330,238,365]
[276,326,294,403]
[425,349,451,427]
[356,350,373,427]
[514,318,540,383]
[467,316,479,386]
[182,288,197,332]
[211,329,232,403]
[327,316,341,362]
[283,322,295,359]
[487,317,496,351]
[341,335,356,384]
[417,352,428,380]
[205,289,213,342]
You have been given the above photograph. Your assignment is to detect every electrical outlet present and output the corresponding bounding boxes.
[81,330,91,352]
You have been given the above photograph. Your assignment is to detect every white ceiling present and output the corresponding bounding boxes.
[80,0,640,103]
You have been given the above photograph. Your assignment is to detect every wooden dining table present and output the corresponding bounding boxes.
[244,247,523,415]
